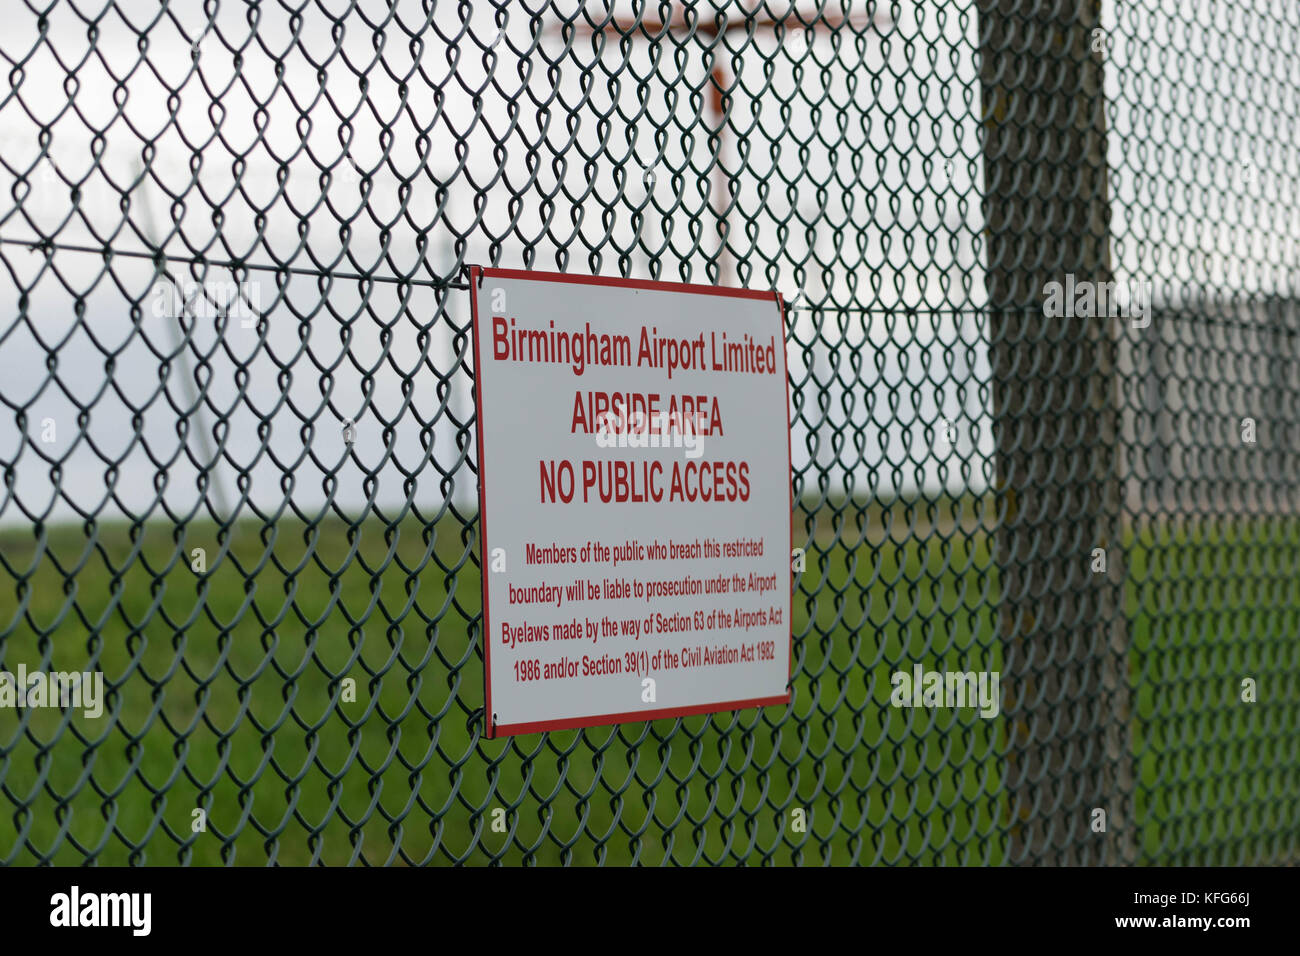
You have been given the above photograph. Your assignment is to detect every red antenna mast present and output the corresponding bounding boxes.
[552,3,892,285]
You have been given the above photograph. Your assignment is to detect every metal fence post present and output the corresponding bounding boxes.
[978,0,1136,865]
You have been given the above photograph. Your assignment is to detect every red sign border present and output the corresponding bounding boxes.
[469,265,794,738]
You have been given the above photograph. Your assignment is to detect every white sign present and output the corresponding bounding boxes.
[470,267,792,736]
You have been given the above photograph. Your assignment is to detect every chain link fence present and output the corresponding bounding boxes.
[0,0,1296,865]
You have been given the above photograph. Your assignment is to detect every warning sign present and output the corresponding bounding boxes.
[470,267,792,737]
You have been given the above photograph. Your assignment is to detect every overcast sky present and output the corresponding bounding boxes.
[0,0,1292,526]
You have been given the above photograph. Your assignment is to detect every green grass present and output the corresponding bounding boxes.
[0,504,1296,865]
[1125,516,1300,864]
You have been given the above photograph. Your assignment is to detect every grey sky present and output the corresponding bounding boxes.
[3,0,1287,527]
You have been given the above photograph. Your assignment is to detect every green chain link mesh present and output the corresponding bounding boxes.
[0,0,1297,865]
